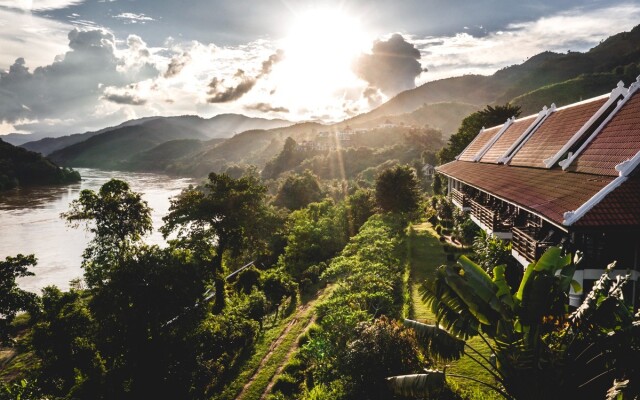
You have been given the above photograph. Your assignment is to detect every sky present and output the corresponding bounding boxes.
[1,0,640,136]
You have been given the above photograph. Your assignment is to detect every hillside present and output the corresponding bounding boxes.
[370,24,640,117]
[340,102,479,137]
[0,138,80,191]
[20,114,293,156]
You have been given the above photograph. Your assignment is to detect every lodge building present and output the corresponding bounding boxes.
[436,77,640,307]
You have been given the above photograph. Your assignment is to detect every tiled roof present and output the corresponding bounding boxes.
[458,125,502,161]
[437,161,613,226]
[568,92,640,176]
[509,97,608,168]
[480,115,536,163]
[574,176,640,227]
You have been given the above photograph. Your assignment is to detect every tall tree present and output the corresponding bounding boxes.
[437,104,521,164]
[375,164,421,215]
[273,170,324,210]
[0,255,38,345]
[161,172,273,313]
[62,179,152,287]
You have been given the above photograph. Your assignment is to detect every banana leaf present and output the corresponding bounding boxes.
[404,319,465,362]
[386,370,446,398]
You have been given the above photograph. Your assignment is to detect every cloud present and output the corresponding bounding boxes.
[207,70,256,103]
[414,3,640,82]
[353,33,425,97]
[245,102,289,113]
[113,13,156,24]
[102,85,147,105]
[207,50,283,103]
[0,28,158,125]
[164,52,191,78]
[260,49,284,75]
[0,0,85,11]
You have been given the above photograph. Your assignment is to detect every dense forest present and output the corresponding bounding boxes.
[0,138,80,191]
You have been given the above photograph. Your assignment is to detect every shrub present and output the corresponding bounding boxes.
[272,374,300,397]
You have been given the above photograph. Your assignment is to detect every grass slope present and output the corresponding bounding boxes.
[408,223,501,400]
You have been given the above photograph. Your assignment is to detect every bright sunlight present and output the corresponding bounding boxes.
[274,7,371,111]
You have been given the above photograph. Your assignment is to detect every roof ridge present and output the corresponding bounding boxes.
[544,81,628,169]
[472,117,515,162]
[561,75,640,171]
[499,104,554,164]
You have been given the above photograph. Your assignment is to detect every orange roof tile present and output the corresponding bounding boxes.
[510,97,608,168]
[574,176,640,227]
[457,125,502,161]
[480,115,537,163]
[437,161,613,226]
[569,92,640,176]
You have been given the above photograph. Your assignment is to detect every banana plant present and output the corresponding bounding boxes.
[387,247,639,399]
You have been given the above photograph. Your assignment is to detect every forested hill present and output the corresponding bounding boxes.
[367,24,640,117]
[19,114,293,156]
[0,138,80,191]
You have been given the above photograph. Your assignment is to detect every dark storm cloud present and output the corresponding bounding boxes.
[354,33,426,97]
[207,50,283,103]
[164,52,191,78]
[0,28,158,123]
[245,102,289,113]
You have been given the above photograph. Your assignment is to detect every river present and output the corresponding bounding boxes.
[0,168,196,292]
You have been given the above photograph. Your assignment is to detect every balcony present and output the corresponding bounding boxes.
[511,226,554,264]
[468,198,512,238]
[450,188,470,210]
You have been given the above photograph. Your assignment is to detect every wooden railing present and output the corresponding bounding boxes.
[512,226,554,262]
[450,188,469,209]
[469,198,498,231]
[469,198,515,233]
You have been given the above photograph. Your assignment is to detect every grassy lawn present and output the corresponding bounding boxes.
[408,223,502,400]
[218,286,333,400]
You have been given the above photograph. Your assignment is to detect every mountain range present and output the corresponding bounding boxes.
[2,24,640,178]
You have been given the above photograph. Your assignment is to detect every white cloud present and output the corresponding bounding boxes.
[0,0,85,11]
[415,3,640,82]
[114,13,155,24]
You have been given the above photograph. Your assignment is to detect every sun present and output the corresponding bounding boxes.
[272,7,371,113]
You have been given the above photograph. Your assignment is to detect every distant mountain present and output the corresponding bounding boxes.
[18,117,160,155]
[0,138,80,191]
[339,102,479,138]
[367,24,640,117]
[19,114,293,156]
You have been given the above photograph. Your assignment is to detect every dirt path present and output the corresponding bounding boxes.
[259,315,317,399]
[236,287,329,400]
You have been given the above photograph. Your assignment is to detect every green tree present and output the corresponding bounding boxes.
[278,199,349,280]
[262,269,297,318]
[346,188,376,234]
[273,170,324,210]
[162,172,273,313]
[375,164,421,215]
[343,316,423,399]
[262,137,309,180]
[0,255,38,345]
[437,104,521,164]
[62,179,152,287]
